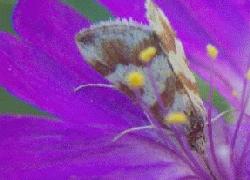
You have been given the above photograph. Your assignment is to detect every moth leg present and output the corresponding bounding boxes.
[74,83,115,92]
[112,125,155,142]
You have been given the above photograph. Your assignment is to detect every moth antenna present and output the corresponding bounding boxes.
[209,109,234,124]
[74,84,115,92]
[112,125,155,142]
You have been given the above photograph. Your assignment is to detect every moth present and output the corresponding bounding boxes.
[75,0,206,153]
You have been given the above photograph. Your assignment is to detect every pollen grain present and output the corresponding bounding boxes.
[164,112,188,125]
[126,71,145,89]
[139,46,157,63]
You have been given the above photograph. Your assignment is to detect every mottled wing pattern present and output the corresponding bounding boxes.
[76,19,177,119]
[146,0,206,151]
[76,0,206,152]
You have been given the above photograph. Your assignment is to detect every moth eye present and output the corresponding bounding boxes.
[126,71,145,89]
[164,112,188,125]
[138,46,157,63]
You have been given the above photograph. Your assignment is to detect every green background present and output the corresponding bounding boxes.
[0,0,230,117]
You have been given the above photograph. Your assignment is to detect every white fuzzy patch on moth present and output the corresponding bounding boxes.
[175,39,186,59]
[77,44,101,65]
[142,54,173,106]
[77,19,152,50]
[107,54,173,107]
[76,20,154,66]
[107,64,157,106]
[151,54,172,93]
[170,92,190,112]
[87,18,151,32]
[142,78,158,106]
[106,64,141,86]
[168,40,196,84]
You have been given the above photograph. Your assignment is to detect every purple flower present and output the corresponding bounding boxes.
[0,0,250,179]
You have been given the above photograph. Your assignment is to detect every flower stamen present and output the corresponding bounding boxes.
[112,125,155,142]
[209,109,234,124]
[74,83,115,92]
[206,44,218,60]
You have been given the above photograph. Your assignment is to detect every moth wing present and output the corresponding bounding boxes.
[146,0,205,113]
[76,19,175,111]
[76,9,206,152]
[146,0,206,152]
[76,19,158,76]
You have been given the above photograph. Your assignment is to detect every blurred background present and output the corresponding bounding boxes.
[0,0,230,116]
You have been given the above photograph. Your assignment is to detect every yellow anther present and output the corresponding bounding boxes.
[206,44,218,60]
[232,89,238,97]
[164,112,188,125]
[139,46,157,63]
[126,71,145,89]
[246,69,250,80]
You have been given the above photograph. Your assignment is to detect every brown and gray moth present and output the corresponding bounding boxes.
[75,0,206,153]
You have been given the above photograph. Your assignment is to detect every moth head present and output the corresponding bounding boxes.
[188,108,206,153]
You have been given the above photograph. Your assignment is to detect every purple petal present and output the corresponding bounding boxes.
[232,0,250,24]
[0,32,147,126]
[13,0,98,83]
[229,118,250,178]
[208,113,250,179]
[99,0,250,110]
[0,115,193,178]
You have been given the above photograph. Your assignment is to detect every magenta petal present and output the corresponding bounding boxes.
[13,0,98,83]
[229,119,250,178]
[0,115,193,178]
[0,33,147,126]
[208,113,250,179]
[98,0,146,22]
[232,0,250,24]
